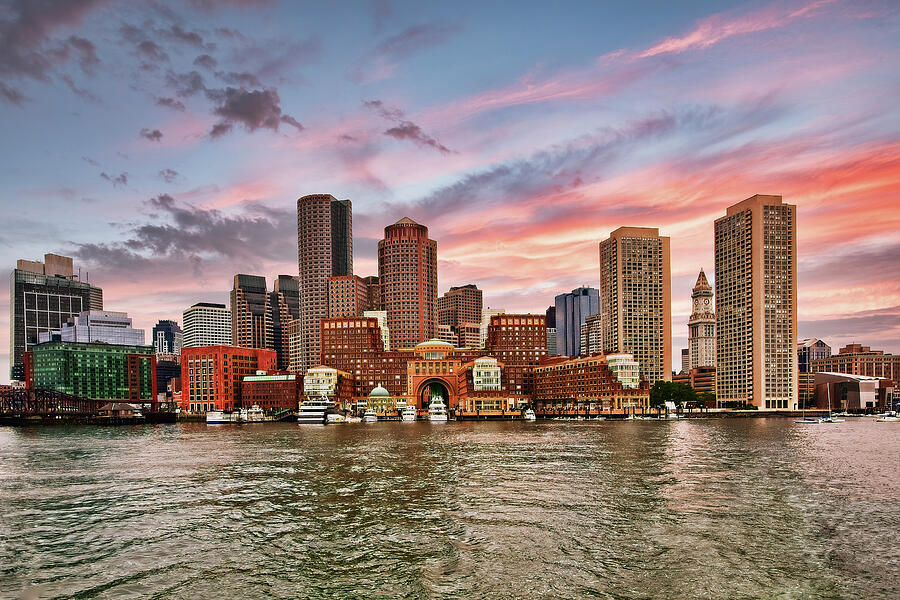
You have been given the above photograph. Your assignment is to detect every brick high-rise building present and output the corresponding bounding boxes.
[599,227,671,385]
[688,269,715,369]
[378,217,437,349]
[320,316,411,398]
[485,313,547,402]
[180,346,277,413]
[438,284,482,348]
[9,253,103,380]
[715,194,797,409]
[270,275,300,370]
[297,194,353,373]
[328,275,370,317]
[363,275,381,311]
[230,274,272,350]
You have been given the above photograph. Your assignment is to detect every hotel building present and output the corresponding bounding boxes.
[297,194,353,373]
[180,346,277,413]
[599,227,671,385]
[688,269,716,370]
[9,253,103,380]
[378,217,438,349]
[182,302,231,348]
[533,354,649,414]
[485,313,547,402]
[715,194,797,409]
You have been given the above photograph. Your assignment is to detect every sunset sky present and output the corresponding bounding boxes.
[2,0,899,381]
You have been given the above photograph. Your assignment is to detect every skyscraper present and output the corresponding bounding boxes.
[599,227,671,385]
[554,287,599,357]
[545,306,557,356]
[378,217,437,349]
[270,275,300,370]
[152,319,182,355]
[688,269,715,369]
[437,284,483,346]
[182,302,231,348]
[328,274,370,317]
[297,194,353,373]
[9,253,103,380]
[580,313,603,356]
[231,274,273,350]
[714,194,797,409]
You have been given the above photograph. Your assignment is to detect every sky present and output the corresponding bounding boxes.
[1,0,899,382]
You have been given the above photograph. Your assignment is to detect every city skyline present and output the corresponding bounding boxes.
[2,0,900,383]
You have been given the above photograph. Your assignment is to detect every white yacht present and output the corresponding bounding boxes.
[401,405,417,422]
[363,408,378,422]
[206,410,232,424]
[523,408,536,421]
[428,396,449,422]
[298,395,333,425]
[245,404,265,422]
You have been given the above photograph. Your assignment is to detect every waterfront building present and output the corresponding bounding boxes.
[810,344,900,384]
[241,373,300,412]
[365,385,394,413]
[472,357,502,391]
[485,313,547,403]
[301,365,355,410]
[606,353,641,389]
[28,341,156,401]
[180,346,276,413]
[182,303,231,348]
[438,284,483,347]
[545,306,557,356]
[230,274,273,350]
[798,371,816,409]
[554,287,599,357]
[38,310,145,346]
[813,372,887,411]
[378,217,438,349]
[297,194,353,373]
[715,195,797,409]
[406,339,463,409]
[533,354,649,414]
[156,356,180,401]
[328,274,370,317]
[673,366,717,395]
[270,275,300,371]
[599,227,671,385]
[580,313,603,357]
[9,253,103,380]
[687,269,716,370]
[480,308,506,349]
[798,338,831,373]
[320,316,410,398]
[152,320,182,356]
[363,310,390,351]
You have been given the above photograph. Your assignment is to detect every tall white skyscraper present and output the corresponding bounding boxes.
[182,302,231,348]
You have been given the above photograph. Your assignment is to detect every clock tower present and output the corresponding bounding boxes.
[687,269,716,369]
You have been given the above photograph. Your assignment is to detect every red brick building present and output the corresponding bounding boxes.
[241,373,300,411]
[485,313,547,403]
[180,346,277,413]
[320,317,411,398]
[328,275,371,318]
[533,354,649,415]
[378,217,438,350]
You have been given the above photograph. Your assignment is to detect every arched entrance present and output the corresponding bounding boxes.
[417,378,450,409]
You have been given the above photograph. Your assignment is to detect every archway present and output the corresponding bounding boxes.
[417,379,450,409]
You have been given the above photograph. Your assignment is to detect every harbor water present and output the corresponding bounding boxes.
[1,418,898,599]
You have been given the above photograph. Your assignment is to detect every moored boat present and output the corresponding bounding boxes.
[363,408,378,422]
[428,397,448,422]
[401,405,417,422]
[523,408,536,421]
[298,395,333,425]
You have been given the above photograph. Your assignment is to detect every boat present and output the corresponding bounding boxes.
[428,396,449,422]
[401,405,417,422]
[875,411,898,422]
[326,413,346,424]
[298,394,334,425]
[363,408,378,422]
[245,404,266,422]
[795,385,844,424]
[523,408,536,421]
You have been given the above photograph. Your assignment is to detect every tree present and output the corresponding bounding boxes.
[649,380,671,416]
[697,392,715,413]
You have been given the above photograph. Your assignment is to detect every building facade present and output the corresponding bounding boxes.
[28,341,156,401]
[437,284,483,346]
[480,308,505,349]
[798,338,831,373]
[39,310,145,346]
[599,227,671,385]
[554,287,599,357]
[580,313,603,356]
[182,302,231,348]
[545,306,557,356]
[320,316,410,398]
[673,366,717,395]
[9,253,103,380]
[485,313,547,403]
[811,344,900,384]
[378,217,438,349]
[231,274,273,350]
[152,319,182,355]
[270,275,300,371]
[241,373,300,412]
[180,346,277,413]
[533,354,649,414]
[328,274,370,317]
[297,194,353,373]
[715,195,797,409]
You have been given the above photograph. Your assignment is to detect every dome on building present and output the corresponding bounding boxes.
[369,385,390,397]
[416,339,454,348]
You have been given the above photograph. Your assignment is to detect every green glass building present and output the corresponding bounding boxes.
[30,341,156,401]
